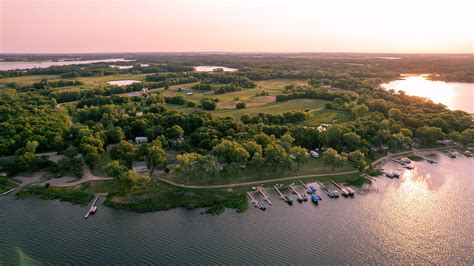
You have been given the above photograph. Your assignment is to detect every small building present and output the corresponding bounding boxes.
[186,92,193,96]
[142,87,149,93]
[135,136,148,144]
[132,161,148,173]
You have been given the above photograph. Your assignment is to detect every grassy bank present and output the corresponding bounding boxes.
[91,181,248,215]
[0,177,17,194]
[15,184,94,205]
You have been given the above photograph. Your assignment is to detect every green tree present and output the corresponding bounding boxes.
[212,139,250,164]
[323,148,347,169]
[147,140,166,172]
[415,126,445,145]
[289,146,308,170]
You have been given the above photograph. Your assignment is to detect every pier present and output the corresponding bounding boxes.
[316,181,339,198]
[274,185,293,205]
[85,194,107,219]
[289,185,306,202]
[441,151,456,158]
[329,180,351,197]
[247,192,259,208]
[258,187,272,205]
[391,159,406,165]
[299,180,313,194]
[1,188,16,196]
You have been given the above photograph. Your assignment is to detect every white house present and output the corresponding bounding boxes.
[186,92,193,96]
[132,161,148,173]
[135,136,148,144]
[317,123,330,132]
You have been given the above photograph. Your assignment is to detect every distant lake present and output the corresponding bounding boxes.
[194,66,238,72]
[1,155,472,264]
[0,58,133,71]
[107,80,140,86]
[382,74,474,113]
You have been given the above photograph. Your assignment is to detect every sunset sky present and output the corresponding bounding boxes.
[1,0,472,53]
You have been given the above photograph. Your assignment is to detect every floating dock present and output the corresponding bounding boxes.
[247,192,259,208]
[274,185,293,205]
[258,187,272,205]
[441,151,456,158]
[289,185,306,202]
[330,180,352,197]
[391,159,406,165]
[1,188,16,196]
[315,181,339,198]
[417,155,437,164]
[85,194,102,219]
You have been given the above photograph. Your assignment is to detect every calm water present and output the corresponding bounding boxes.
[0,58,133,71]
[107,80,140,86]
[0,154,472,264]
[194,66,238,72]
[382,74,474,113]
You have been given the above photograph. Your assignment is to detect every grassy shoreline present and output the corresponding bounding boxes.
[13,172,367,215]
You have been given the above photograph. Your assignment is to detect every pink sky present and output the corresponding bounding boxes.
[1,0,472,53]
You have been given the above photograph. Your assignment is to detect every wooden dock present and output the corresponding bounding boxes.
[85,194,106,219]
[274,185,286,200]
[289,185,305,201]
[257,187,272,205]
[1,188,16,196]
[246,192,259,208]
[316,181,338,198]
[329,180,350,196]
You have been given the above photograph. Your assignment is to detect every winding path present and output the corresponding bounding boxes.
[51,165,113,187]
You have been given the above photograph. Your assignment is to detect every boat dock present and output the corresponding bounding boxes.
[85,194,106,219]
[1,188,16,196]
[274,185,293,205]
[289,185,306,202]
[315,181,338,198]
[258,187,272,205]
[391,159,406,165]
[247,192,259,208]
[329,180,353,197]
[362,174,377,182]
[441,151,456,158]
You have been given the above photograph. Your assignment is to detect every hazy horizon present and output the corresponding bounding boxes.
[1,0,473,54]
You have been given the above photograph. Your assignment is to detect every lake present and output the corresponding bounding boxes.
[0,153,472,264]
[382,74,474,113]
[0,58,133,71]
[194,66,238,72]
[107,80,140,86]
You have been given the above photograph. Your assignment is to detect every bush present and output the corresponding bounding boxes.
[236,102,246,109]
[200,98,218,110]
